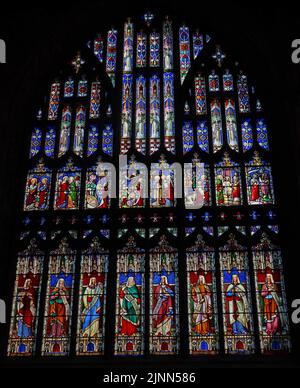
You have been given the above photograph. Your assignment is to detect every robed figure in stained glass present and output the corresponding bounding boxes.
[47,278,70,337]
[191,275,213,335]
[152,275,175,336]
[226,273,250,335]
[81,277,103,337]
[16,279,36,337]
[261,273,286,336]
[119,276,141,336]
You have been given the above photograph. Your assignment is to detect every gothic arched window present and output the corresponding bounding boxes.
[7,12,291,359]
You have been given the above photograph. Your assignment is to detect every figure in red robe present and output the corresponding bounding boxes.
[152,276,174,336]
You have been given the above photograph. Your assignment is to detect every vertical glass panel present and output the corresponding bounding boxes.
[150,158,176,208]
[187,236,219,354]
[135,75,146,155]
[150,236,179,355]
[163,19,173,71]
[179,26,191,84]
[192,31,203,59]
[211,99,223,153]
[85,162,112,209]
[182,121,194,154]
[58,105,72,157]
[89,81,101,119]
[45,126,56,158]
[87,124,99,157]
[115,237,145,355]
[163,72,175,154]
[150,32,160,67]
[245,152,275,205]
[102,124,113,156]
[223,70,234,92]
[29,128,42,158]
[7,240,44,356]
[215,153,243,206]
[106,29,117,86]
[123,20,134,73]
[241,118,253,152]
[208,70,220,92]
[220,235,255,354]
[42,239,76,356]
[48,82,60,120]
[94,35,104,63]
[77,78,88,97]
[76,238,108,355]
[194,74,207,115]
[120,74,133,154]
[24,161,51,211]
[119,158,147,208]
[136,31,147,68]
[237,73,250,113]
[54,159,81,210]
[225,99,239,152]
[252,234,291,354]
[64,78,74,98]
[256,118,269,150]
[73,105,86,157]
[149,74,161,155]
[184,159,211,208]
[196,120,209,153]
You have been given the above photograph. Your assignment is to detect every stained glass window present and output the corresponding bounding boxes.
[10,13,292,361]
[64,78,74,98]
[29,128,42,158]
[196,120,209,153]
[135,75,146,155]
[225,99,239,152]
[150,157,176,208]
[119,157,147,208]
[115,237,145,355]
[120,74,133,154]
[45,126,56,157]
[89,81,101,119]
[241,118,253,152]
[150,236,179,355]
[136,32,147,68]
[179,25,191,84]
[8,240,44,356]
[256,118,269,150]
[163,72,175,154]
[150,32,160,67]
[24,160,51,211]
[187,235,219,354]
[102,124,113,156]
[237,73,250,113]
[149,74,161,154]
[85,161,112,209]
[42,239,76,356]
[192,31,203,59]
[220,235,255,354]
[195,74,207,115]
[252,234,291,353]
[54,159,81,210]
[106,29,117,86]
[245,152,274,205]
[182,121,194,154]
[58,105,72,157]
[215,153,242,206]
[76,237,108,355]
[73,105,86,157]
[211,99,223,153]
[48,82,60,120]
[87,125,99,156]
